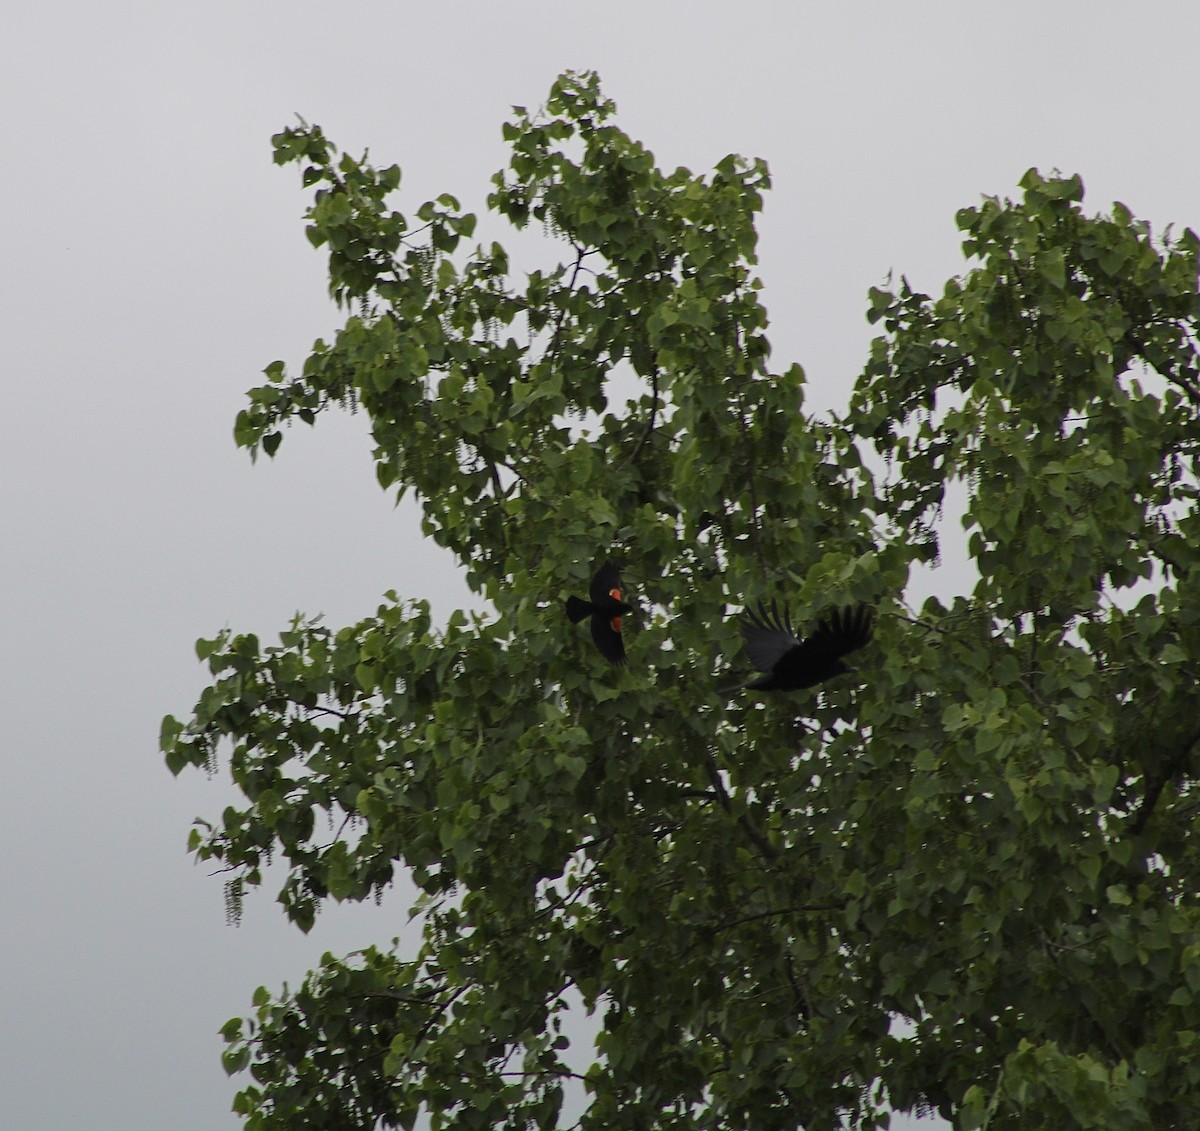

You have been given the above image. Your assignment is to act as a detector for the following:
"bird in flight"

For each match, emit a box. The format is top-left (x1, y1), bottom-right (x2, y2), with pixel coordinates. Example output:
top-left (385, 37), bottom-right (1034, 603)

top-left (565, 561), bottom-right (631, 664)
top-left (726, 601), bottom-right (873, 691)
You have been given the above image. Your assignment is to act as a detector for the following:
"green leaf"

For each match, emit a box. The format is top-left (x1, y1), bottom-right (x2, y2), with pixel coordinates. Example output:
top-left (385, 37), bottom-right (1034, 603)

top-left (221, 1046), bottom-right (251, 1076)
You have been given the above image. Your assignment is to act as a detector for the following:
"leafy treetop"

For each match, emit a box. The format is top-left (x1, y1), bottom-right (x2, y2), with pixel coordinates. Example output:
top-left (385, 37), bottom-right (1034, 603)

top-left (163, 71), bottom-right (1200, 1131)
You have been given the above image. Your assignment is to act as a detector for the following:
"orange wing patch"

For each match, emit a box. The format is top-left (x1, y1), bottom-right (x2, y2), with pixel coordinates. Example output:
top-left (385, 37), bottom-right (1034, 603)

top-left (609, 588), bottom-right (623, 632)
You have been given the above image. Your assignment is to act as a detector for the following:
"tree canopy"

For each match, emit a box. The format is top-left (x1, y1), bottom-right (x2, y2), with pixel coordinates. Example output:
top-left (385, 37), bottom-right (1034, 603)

top-left (162, 70), bottom-right (1200, 1130)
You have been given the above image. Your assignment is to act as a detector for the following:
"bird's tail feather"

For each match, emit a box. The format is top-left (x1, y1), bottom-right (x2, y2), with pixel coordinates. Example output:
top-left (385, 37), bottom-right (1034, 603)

top-left (564, 596), bottom-right (592, 624)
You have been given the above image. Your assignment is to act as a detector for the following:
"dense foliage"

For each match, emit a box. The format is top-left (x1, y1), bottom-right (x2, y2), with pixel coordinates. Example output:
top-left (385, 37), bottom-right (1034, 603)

top-left (162, 71), bottom-right (1200, 1130)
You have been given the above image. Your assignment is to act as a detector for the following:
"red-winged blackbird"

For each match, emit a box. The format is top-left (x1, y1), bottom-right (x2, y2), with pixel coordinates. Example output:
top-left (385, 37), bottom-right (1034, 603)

top-left (565, 561), bottom-right (631, 665)
top-left (726, 601), bottom-right (873, 691)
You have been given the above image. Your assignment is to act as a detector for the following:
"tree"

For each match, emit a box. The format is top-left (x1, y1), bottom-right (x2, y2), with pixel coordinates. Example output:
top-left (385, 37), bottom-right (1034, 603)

top-left (161, 70), bottom-right (1200, 1130)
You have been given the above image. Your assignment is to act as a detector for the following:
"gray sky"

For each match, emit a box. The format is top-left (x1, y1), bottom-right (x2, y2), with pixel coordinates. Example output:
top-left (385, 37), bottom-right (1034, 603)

top-left (3, 4), bottom-right (1198, 1128)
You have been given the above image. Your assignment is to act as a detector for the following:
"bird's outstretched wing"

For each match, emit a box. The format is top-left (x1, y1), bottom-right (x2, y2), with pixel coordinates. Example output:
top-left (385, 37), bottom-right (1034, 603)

top-left (739, 600), bottom-right (800, 672)
top-left (589, 561), bottom-right (624, 605)
top-left (590, 614), bottom-right (627, 664)
top-left (786, 603), bottom-right (874, 670)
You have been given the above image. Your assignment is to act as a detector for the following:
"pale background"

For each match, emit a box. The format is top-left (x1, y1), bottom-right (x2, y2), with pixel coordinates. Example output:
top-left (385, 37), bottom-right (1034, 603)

top-left (3, 4), bottom-right (1198, 1127)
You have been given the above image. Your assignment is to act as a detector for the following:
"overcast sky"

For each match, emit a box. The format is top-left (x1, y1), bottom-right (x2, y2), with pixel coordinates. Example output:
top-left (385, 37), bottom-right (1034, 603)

top-left (3, 4), bottom-right (1199, 1128)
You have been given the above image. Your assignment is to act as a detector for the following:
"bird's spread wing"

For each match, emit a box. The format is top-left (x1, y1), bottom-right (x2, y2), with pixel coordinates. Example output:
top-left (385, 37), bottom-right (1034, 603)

top-left (590, 614), bottom-right (627, 664)
top-left (739, 600), bottom-right (800, 672)
top-left (790, 604), bottom-right (874, 667)
top-left (588, 561), bottom-right (623, 604)
top-left (739, 601), bottom-right (873, 673)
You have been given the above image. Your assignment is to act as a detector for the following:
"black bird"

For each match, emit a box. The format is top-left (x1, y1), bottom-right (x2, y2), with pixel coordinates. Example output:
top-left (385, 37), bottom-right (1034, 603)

top-left (565, 561), bottom-right (632, 664)
top-left (726, 601), bottom-right (873, 691)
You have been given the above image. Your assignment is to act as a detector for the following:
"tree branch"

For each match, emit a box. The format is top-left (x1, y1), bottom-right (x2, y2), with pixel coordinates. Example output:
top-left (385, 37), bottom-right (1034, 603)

top-left (615, 358), bottom-right (661, 472)
top-left (1128, 726), bottom-right (1200, 837)
top-left (704, 749), bottom-right (779, 860)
